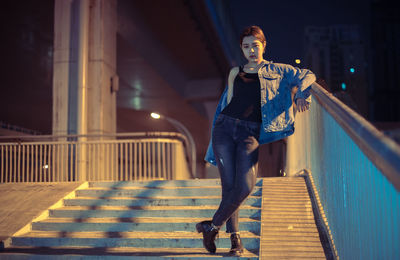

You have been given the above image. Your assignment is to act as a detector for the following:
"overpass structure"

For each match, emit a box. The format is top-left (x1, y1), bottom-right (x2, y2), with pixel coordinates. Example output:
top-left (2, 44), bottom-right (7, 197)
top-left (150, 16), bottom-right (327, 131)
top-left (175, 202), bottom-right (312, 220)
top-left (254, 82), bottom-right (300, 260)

top-left (0, 1), bottom-right (399, 259)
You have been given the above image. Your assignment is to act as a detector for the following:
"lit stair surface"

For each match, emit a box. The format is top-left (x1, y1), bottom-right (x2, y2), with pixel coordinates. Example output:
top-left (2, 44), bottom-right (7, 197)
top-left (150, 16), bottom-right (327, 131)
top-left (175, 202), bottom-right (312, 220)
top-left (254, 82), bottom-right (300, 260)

top-left (259, 178), bottom-right (326, 259)
top-left (1, 178), bottom-right (327, 259)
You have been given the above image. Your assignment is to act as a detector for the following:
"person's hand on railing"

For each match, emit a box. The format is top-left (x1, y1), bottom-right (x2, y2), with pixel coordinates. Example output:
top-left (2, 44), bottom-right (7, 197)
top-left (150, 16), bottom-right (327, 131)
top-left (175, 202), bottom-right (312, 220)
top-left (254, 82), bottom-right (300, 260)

top-left (296, 98), bottom-right (310, 113)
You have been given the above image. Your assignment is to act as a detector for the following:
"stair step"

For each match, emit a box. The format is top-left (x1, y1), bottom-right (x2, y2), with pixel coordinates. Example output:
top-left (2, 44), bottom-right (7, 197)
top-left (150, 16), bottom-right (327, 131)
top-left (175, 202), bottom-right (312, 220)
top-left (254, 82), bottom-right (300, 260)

top-left (261, 250), bottom-right (325, 258)
top-left (261, 240), bottom-right (324, 247)
top-left (261, 206), bottom-right (312, 212)
top-left (262, 197), bottom-right (311, 202)
top-left (262, 203), bottom-right (312, 209)
top-left (261, 217), bottom-right (316, 224)
top-left (262, 231), bottom-right (320, 238)
top-left (261, 222), bottom-right (317, 227)
top-left (52, 205), bottom-right (260, 210)
top-left (261, 234), bottom-right (321, 241)
top-left (35, 217), bottom-right (259, 223)
top-left (1, 246), bottom-right (259, 259)
top-left (89, 178), bottom-right (263, 188)
top-left (262, 244), bottom-right (324, 253)
top-left (12, 231), bottom-right (260, 250)
top-left (3, 178), bottom-right (327, 259)
top-left (261, 193), bottom-right (310, 199)
top-left (261, 211), bottom-right (315, 218)
top-left (32, 217), bottom-right (261, 234)
top-left (49, 206), bottom-right (261, 219)
top-left (15, 231), bottom-right (257, 239)
top-left (258, 226), bottom-right (318, 233)
top-left (263, 181), bottom-right (306, 185)
top-left (76, 187), bottom-right (262, 197)
top-left (64, 196), bottom-right (262, 207)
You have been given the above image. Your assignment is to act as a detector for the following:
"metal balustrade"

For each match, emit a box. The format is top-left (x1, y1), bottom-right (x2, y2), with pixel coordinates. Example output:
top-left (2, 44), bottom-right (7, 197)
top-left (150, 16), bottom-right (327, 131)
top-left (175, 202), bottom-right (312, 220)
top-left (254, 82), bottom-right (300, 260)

top-left (0, 132), bottom-right (191, 182)
top-left (286, 83), bottom-right (400, 260)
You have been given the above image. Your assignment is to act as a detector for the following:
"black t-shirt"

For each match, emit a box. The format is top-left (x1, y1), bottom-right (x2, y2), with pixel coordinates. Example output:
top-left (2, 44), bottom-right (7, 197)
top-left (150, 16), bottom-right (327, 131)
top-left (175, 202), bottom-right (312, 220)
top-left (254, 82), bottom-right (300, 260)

top-left (221, 66), bottom-right (262, 122)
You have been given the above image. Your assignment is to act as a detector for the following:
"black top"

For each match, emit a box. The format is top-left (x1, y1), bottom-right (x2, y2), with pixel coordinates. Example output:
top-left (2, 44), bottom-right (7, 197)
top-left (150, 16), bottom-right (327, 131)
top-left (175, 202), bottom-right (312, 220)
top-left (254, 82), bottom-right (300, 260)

top-left (221, 66), bottom-right (262, 122)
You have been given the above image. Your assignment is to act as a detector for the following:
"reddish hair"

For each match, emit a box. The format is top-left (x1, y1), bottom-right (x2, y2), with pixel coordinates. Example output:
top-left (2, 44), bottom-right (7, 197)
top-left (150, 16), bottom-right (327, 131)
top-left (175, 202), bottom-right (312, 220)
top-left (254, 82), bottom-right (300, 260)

top-left (239, 25), bottom-right (267, 47)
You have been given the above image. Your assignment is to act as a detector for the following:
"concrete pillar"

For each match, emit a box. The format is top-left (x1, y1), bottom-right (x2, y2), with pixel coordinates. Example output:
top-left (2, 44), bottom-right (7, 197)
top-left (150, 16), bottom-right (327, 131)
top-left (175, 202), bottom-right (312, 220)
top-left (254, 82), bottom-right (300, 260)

top-left (52, 0), bottom-right (118, 137)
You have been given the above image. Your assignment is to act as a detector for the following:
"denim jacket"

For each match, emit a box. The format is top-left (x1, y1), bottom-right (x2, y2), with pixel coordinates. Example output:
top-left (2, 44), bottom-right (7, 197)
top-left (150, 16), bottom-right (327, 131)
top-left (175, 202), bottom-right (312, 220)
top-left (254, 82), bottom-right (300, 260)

top-left (205, 60), bottom-right (316, 166)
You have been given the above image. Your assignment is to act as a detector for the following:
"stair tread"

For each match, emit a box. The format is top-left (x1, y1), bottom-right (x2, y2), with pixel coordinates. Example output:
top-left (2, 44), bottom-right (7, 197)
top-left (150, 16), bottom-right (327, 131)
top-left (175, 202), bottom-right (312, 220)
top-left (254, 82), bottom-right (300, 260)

top-left (261, 240), bottom-right (324, 246)
top-left (88, 177), bottom-right (301, 184)
top-left (85, 186), bottom-right (221, 190)
top-left (2, 246), bottom-right (259, 257)
top-left (261, 235), bottom-right (321, 242)
top-left (83, 186), bottom-right (261, 190)
top-left (261, 206), bottom-right (312, 211)
top-left (262, 212), bottom-right (313, 216)
top-left (5, 178), bottom-right (328, 259)
top-left (17, 231), bottom-right (259, 239)
top-left (262, 193), bottom-right (309, 197)
top-left (260, 218), bottom-right (316, 223)
top-left (69, 195), bottom-right (260, 200)
top-left (262, 198), bottom-right (311, 201)
top-left (36, 217), bottom-right (260, 223)
top-left (262, 231), bottom-right (320, 237)
top-left (261, 245), bottom-right (324, 252)
top-left (261, 250), bottom-right (325, 257)
top-left (262, 190), bottom-right (308, 193)
top-left (261, 205), bottom-right (312, 209)
top-left (257, 226), bottom-right (319, 232)
top-left (53, 205), bottom-right (260, 210)
top-left (261, 191), bottom-right (308, 194)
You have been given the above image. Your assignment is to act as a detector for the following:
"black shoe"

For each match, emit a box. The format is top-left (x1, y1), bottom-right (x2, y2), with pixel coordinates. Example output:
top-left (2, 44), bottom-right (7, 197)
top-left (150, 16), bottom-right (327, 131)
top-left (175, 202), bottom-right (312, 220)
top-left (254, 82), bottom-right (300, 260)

top-left (229, 233), bottom-right (244, 256)
top-left (195, 220), bottom-right (219, 254)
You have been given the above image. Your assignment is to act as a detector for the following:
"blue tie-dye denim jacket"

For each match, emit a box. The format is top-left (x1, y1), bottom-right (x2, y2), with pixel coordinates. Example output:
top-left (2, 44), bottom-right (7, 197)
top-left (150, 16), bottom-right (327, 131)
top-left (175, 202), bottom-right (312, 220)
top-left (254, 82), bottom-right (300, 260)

top-left (204, 60), bottom-right (316, 166)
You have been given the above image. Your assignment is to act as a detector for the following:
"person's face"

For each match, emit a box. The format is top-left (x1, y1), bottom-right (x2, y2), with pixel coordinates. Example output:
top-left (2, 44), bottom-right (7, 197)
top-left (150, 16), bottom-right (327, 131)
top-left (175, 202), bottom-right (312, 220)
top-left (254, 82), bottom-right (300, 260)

top-left (241, 35), bottom-right (265, 64)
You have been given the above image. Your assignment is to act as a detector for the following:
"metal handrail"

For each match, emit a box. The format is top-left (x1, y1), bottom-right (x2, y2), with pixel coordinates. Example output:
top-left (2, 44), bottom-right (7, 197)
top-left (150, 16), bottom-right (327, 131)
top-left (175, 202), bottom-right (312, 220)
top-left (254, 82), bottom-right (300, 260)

top-left (0, 132), bottom-right (188, 141)
top-left (0, 132), bottom-right (194, 182)
top-left (310, 83), bottom-right (400, 191)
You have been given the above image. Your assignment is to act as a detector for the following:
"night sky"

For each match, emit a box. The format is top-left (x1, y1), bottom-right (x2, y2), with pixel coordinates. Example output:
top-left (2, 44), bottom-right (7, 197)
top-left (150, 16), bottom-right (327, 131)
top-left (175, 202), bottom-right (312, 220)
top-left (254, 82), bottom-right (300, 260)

top-left (228, 0), bottom-right (372, 65)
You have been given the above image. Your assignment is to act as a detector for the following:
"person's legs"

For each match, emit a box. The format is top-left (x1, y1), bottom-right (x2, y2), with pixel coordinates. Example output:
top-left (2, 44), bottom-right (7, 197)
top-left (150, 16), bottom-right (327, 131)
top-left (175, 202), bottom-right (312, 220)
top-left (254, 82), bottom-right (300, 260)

top-left (227, 122), bottom-right (259, 256)
top-left (212, 120), bottom-right (259, 229)
top-left (197, 114), bottom-right (236, 254)
top-left (211, 115), bottom-right (237, 227)
top-left (225, 209), bottom-right (239, 233)
top-left (198, 115), bottom-right (259, 254)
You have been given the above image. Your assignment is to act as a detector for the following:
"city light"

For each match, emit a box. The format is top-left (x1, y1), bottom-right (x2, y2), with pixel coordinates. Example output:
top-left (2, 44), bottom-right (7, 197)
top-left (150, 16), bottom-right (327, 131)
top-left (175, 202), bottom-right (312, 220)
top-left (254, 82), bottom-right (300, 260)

top-left (150, 112), bottom-right (196, 177)
top-left (341, 83), bottom-right (347, 90)
top-left (151, 112), bottom-right (161, 119)
top-left (295, 59), bottom-right (301, 64)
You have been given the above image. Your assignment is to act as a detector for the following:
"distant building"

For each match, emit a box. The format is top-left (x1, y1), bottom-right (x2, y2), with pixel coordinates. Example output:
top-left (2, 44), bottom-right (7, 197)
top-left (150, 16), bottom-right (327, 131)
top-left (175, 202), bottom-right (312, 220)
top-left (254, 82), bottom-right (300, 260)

top-left (304, 25), bottom-right (369, 118)
top-left (370, 0), bottom-right (400, 122)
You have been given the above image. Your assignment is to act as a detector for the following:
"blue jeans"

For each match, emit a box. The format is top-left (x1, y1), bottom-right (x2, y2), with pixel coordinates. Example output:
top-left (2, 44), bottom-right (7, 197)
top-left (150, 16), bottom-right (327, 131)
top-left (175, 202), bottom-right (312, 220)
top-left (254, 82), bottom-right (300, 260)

top-left (211, 114), bottom-right (260, 233)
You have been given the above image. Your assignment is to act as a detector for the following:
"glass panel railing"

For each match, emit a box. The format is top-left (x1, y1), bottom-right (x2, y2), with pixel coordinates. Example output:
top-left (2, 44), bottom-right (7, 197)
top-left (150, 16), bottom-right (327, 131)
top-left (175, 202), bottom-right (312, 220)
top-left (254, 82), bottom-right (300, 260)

top-left (286, 83), bottom-right (400, 259)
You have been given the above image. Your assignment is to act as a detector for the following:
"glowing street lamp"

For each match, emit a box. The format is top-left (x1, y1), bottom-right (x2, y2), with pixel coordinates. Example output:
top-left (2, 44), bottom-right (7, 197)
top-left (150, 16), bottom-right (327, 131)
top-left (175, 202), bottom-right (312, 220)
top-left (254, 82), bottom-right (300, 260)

top-left (151, 112), bottom-right (196, 178)
top-left (150, 112), bottom-right (161, 119)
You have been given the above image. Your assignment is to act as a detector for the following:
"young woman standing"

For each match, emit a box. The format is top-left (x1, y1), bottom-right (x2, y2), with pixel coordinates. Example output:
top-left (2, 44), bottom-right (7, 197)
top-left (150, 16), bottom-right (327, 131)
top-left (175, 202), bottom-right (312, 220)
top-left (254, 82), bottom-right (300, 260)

top-left (196, 25), bottom-right (316, 256)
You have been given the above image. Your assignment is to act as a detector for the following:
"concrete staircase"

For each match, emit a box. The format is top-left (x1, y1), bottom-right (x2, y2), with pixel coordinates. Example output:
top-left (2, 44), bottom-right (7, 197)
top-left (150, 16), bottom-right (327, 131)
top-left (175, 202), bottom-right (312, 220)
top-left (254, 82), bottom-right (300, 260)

top-left (1, 177), bottom-right (329, 259)
top-left (1, 179), bottom-right (264, 259)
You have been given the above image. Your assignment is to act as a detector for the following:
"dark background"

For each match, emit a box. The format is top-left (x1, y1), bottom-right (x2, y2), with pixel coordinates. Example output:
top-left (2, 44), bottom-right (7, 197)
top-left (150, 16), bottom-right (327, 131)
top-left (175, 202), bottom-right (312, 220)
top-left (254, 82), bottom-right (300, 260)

top-left (0, 0), bottom-right (399, 136)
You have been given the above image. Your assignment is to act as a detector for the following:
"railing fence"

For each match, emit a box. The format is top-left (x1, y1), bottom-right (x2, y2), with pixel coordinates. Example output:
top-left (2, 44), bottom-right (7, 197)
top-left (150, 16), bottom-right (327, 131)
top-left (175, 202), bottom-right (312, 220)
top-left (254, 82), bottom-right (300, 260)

top-left (0, 132), bottom-right (191, 182)
top-left (286, 83), bottom-right (400, 260)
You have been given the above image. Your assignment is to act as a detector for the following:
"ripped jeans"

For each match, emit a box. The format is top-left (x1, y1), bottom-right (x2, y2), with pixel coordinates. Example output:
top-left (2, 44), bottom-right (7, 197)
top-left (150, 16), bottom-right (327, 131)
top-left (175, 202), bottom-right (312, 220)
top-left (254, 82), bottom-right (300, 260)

top-left (211, 114), bottom-right (260, 233)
